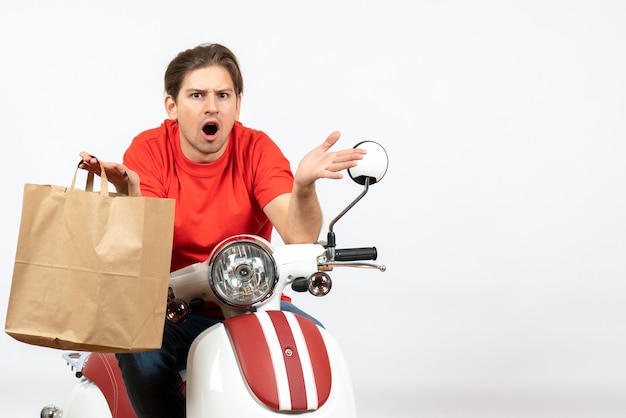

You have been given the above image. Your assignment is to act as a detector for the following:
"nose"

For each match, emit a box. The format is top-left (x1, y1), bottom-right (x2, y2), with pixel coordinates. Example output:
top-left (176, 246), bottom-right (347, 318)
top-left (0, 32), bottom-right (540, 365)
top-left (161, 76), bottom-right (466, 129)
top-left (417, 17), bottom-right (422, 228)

top-left (204, 94), bottom-right (218, 114)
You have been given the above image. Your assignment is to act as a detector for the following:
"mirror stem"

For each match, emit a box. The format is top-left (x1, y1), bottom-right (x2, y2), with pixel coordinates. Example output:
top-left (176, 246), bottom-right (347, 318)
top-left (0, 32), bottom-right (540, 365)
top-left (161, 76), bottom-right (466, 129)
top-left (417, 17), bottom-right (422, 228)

top-left (326, 177), bottom-right (371, 258)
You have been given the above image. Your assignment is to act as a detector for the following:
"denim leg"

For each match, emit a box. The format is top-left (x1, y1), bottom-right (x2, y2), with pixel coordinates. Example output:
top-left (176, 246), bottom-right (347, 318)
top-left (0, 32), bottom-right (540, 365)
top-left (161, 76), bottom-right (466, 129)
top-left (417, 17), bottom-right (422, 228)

top-left (280, 300), bottom-right (324, 328)
top-left (116, 314), bottom-right (222, 418)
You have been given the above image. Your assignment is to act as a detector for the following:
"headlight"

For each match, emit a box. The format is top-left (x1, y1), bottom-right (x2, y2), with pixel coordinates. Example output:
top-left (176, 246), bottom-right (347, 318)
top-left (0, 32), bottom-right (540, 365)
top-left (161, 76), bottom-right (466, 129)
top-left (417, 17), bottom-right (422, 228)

top-left (208, 235), bottom-right (278, 308)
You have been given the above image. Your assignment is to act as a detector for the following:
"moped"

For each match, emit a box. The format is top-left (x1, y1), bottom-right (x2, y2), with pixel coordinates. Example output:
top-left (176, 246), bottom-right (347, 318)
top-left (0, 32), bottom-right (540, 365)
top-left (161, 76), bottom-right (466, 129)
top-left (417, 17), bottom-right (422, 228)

top-left (41, 140), bottom-right (389, 418)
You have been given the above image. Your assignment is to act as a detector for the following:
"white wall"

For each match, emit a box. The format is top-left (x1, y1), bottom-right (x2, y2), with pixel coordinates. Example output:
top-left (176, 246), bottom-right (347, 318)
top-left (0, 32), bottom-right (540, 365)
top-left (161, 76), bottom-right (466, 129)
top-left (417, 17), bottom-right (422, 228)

top-left (1, 1), bottom-right (625, 417)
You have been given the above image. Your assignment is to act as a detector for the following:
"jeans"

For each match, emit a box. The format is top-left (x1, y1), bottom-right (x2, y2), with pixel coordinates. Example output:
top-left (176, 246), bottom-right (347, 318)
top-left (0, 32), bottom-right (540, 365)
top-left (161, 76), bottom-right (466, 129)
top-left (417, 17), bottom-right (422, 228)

top-left (116, 301), bottom-right (322, 418)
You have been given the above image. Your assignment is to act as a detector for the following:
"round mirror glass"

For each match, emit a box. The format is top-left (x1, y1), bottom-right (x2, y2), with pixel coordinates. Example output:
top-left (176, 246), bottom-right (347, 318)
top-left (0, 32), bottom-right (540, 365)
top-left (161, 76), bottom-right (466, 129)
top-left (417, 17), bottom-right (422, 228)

top-left (348, 141), bottom-right (389, 185)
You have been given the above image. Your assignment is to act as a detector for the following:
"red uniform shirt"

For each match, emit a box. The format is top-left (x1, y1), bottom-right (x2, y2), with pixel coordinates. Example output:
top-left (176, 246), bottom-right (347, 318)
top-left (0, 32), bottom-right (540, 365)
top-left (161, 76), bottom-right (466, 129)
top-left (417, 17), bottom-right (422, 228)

top-left (123, 119), bottom-right (294, 272)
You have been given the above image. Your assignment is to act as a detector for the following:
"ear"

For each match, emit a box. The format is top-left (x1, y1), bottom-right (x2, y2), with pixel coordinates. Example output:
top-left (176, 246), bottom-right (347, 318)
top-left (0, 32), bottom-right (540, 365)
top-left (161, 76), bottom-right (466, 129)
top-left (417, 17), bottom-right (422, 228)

top-left (165, 95), bottom-right (177, 119)
top-left (235, 93), bottom-right (242, 121)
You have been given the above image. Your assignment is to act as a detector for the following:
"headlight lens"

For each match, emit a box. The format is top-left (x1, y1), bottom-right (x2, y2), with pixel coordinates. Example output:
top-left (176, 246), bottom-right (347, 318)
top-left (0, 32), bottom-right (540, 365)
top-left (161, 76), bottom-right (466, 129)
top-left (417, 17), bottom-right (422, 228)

top-left (208, 235), bottom-right (278, 308)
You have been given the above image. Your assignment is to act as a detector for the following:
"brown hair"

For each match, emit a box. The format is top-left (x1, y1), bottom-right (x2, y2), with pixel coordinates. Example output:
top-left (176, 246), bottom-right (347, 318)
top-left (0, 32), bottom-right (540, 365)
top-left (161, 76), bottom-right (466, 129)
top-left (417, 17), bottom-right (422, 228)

top-left (164, 43), bottom-right (244, 101)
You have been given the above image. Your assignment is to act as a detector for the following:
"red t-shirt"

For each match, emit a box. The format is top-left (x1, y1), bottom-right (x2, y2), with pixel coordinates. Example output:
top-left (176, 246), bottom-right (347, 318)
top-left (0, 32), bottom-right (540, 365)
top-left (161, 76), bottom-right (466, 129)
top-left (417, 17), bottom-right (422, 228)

top-left (123, 119), bottom-right (294, 272)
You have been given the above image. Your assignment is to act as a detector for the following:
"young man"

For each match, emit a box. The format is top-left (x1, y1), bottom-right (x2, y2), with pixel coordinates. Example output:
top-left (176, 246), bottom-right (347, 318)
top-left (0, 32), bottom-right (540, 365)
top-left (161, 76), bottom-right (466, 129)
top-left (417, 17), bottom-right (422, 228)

top-left (78, 43), bottom-right (365, 418)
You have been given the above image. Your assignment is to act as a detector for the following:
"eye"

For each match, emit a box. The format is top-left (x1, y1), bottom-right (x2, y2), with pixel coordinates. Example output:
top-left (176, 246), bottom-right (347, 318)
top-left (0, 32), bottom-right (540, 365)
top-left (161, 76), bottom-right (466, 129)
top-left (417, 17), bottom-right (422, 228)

top-left (218, 92), bottom-right (229, 99)
top-left (191, 92), bottom-right (203, 99)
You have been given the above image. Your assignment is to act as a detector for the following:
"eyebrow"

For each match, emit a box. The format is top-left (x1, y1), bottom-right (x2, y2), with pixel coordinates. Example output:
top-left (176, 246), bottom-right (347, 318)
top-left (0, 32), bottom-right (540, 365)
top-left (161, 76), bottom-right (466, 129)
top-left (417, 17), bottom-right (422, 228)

top-left (185, 86), bottom-right (235, 94)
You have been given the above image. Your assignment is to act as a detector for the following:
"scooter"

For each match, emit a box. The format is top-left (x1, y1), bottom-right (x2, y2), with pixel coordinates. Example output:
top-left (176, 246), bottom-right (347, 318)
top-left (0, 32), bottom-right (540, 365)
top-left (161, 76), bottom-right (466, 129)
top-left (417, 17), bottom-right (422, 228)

top-left (41, 140), bottom-right (389, 418)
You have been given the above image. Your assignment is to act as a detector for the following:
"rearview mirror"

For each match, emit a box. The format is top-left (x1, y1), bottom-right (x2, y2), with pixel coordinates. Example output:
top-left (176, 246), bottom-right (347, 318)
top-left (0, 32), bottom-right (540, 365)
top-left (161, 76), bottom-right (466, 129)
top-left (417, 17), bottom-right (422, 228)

top-left (348, 141), bottom-right (389, 185)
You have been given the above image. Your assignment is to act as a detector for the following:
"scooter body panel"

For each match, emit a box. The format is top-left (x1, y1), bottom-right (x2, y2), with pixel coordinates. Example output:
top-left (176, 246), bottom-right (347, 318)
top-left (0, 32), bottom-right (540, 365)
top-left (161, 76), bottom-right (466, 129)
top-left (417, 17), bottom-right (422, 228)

top-left (62, 377), bottom-right (114, 418)
top-left (187, 313), bottom-right (357, 417)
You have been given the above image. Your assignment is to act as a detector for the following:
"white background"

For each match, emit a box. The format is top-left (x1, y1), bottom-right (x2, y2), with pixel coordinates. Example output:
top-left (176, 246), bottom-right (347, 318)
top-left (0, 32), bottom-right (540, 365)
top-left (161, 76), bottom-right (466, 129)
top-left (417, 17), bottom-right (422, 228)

top-left (1, 1), bottom-right (625, 417)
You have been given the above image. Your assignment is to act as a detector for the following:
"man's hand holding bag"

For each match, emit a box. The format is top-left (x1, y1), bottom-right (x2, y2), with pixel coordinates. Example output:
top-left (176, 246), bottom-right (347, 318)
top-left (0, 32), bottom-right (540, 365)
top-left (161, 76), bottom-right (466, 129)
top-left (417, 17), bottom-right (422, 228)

top-left (5, 160), bottom-right (175, 352)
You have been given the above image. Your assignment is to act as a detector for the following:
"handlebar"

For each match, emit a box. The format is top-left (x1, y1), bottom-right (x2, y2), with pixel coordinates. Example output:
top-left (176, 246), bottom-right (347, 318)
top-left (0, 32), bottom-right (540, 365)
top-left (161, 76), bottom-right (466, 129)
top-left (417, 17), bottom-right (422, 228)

top-left (333, 247), bottom-right (377, 262)
top-left (292, 245), bottom-right (385, 294)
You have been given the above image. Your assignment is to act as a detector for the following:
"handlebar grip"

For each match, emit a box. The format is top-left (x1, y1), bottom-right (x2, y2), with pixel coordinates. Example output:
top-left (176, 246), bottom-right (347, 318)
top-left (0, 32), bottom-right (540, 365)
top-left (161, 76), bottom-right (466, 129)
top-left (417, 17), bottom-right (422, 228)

top-left (334, 247), bottom-right (377, 261)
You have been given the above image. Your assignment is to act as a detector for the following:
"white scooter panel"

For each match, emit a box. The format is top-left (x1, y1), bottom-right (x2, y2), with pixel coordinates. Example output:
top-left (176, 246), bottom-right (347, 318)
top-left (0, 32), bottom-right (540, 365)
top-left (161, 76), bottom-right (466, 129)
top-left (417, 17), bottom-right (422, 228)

top-left (186, 311), bottom-right (357, 417)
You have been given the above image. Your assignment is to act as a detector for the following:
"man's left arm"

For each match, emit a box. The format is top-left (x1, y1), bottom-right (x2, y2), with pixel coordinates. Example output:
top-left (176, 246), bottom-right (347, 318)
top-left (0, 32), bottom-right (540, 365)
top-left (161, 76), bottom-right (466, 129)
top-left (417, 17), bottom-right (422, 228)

top-left (265, 131), bottom-right (366, 244)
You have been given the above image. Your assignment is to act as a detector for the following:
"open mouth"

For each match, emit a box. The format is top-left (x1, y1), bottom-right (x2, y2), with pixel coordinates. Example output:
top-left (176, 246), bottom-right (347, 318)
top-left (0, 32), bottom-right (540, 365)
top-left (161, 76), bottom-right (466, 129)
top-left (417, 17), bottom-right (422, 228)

top-left (202, 122), bottom-right (218, 136)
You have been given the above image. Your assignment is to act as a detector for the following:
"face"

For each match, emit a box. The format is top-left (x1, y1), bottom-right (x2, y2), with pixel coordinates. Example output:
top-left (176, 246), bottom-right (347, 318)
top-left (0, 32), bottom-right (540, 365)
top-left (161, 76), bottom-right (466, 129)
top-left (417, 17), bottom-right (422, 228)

top-left (165, 65), bottom-right (241, 163)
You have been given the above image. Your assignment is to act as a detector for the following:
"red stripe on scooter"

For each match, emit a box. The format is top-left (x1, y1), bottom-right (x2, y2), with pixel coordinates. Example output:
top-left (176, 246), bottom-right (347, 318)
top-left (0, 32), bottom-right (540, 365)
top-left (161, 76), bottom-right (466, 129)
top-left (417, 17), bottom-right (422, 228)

top-left (224, 315), bottom-right (279, 410)
top-left (225, 312), bottom-right (332, 411)
top-left (295, 314), bottom-right (332, 406)
top-left (267, 311), bottom-right (308, 410)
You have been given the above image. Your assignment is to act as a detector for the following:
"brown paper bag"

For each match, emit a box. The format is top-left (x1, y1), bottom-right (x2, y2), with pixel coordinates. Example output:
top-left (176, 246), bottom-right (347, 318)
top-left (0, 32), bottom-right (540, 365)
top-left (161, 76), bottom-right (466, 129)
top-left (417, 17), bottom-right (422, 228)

top-left (5, 162), bottom-right (175, 352)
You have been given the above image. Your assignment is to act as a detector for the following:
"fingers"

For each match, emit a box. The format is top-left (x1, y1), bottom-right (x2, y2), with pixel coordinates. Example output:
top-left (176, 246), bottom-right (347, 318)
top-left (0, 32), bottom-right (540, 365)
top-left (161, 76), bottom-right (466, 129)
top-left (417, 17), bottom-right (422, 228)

top-left (77, 152), bottom-right (141, 196)
top-left (78, 152), bottom-right (125, 180)
top-left (321, 131), bottom-right (342, 151)
top-left (295, 132), bottom-right (369, 186)
top-left (336, 148), bottom-right (367, 162)
top-left (325, 148), bottom-right (366, 173)
top-left (319, 134), bottom-right (368, 176)
top-left (322, 132), bottom-right (368, 160)
top-left (79, 151), bottom-right (97, 162)
top-left (78, 152), bottom-right (102, 175)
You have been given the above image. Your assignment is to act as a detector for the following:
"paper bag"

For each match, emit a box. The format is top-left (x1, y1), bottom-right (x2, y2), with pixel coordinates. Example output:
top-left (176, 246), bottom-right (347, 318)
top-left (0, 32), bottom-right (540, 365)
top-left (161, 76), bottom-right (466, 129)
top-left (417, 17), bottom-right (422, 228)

top-left (5, 162), bottom-right (175, 352)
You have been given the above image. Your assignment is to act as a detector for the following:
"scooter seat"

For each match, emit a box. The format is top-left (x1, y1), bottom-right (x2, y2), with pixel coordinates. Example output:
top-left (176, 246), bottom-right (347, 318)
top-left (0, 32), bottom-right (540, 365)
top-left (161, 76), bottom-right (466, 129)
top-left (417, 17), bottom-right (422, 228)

top-left (82, 352), bottom-right (137, 418)
top-left (82, 353), bottom-right (188, 418)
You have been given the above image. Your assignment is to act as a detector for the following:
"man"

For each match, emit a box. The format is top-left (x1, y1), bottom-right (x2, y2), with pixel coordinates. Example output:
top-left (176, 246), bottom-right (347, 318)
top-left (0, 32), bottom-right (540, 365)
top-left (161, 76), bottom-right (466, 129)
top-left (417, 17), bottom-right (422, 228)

top-left (79, 43), bottom-right (365, 418)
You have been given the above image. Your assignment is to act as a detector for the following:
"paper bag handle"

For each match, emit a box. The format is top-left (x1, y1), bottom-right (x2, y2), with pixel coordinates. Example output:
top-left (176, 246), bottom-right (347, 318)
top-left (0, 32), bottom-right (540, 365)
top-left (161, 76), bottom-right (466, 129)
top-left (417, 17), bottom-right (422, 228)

top-left (71, 160), bottom-right (109, 196)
